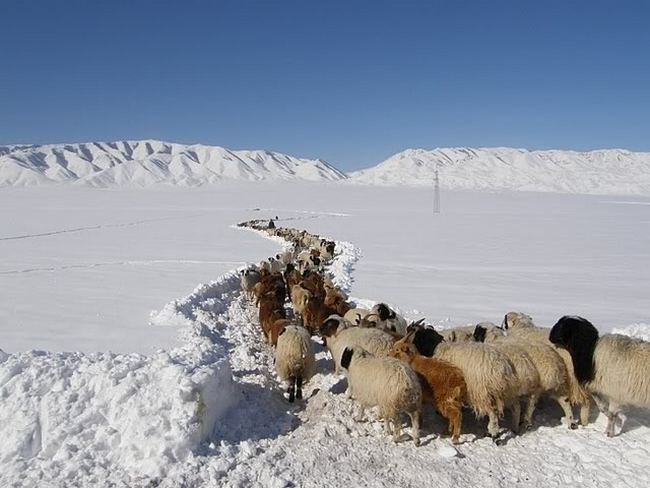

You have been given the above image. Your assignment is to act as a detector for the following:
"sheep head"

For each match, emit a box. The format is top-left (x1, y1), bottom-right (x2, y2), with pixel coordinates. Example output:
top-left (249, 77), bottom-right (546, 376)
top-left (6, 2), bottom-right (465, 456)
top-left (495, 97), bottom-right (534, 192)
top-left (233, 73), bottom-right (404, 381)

top-left (473, 324), bottom-right (487, 343)
top-left (389, 340), bottom-right (416, 364)
top-left (502, 311), bottom-right (534, 330)
top-left (549, 315), bottom-right (599, 384)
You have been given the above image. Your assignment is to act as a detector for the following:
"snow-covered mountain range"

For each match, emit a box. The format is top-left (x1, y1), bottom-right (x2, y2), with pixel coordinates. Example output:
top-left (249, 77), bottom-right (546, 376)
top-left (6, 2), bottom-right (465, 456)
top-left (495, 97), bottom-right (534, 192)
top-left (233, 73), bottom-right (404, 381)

top-left (0, 140), bottom-right (346, 187)
top-left (350, 147), bottom-right (650, 195)
top-left (2, 141), bottom-right (650, 196)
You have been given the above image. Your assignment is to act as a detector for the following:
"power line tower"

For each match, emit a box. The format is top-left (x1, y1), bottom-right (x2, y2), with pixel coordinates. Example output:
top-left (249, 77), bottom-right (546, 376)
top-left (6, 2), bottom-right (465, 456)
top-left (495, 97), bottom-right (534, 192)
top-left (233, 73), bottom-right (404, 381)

top-left (433, 166), bottom-right (440, 214)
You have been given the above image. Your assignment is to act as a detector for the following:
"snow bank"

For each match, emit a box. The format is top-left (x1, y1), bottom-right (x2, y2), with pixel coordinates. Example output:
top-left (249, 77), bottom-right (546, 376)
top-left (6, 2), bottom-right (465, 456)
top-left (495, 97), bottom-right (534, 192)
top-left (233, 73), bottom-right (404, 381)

top-left (0, 268), bottom-right (246, 484)
top-left (612, 323), bottom-right (650, 341)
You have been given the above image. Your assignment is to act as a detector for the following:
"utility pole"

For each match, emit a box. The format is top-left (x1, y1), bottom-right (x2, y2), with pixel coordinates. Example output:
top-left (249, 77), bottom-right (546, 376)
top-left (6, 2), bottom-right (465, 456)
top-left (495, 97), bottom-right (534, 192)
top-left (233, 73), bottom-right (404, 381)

top-left (433, 166), bottom-right (440, 214)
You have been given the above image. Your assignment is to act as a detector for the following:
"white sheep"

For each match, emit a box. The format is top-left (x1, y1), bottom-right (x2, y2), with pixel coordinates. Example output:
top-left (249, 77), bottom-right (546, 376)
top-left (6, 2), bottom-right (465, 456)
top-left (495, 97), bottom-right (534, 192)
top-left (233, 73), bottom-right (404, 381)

top-left (549, 315), bottom-right (650, 437)
top-left (343, 308), bottom-right (371, 326)
top-left (275, 325), bottom-right (315, 402)
top-left (341, 347), bottom-right (422, 445)
top-left (440, 325), bottom-right (479, 343)
top-left (503, 311), bottom-right (591, 427)
top-left (319, 315), bottom-right (395, 374)
top-left (474, 322), bottom-right (577, 430)
top-left (369, 303), bottom-right (408, 336)
top-left (239, 268), bottom-right (261, 301)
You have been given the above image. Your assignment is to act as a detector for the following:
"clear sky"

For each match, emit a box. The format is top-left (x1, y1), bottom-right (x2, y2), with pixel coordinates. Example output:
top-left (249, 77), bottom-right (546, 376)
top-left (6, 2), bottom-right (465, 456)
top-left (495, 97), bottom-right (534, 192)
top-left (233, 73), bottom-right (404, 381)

top-left (2, 0), bottom-right (649, 170)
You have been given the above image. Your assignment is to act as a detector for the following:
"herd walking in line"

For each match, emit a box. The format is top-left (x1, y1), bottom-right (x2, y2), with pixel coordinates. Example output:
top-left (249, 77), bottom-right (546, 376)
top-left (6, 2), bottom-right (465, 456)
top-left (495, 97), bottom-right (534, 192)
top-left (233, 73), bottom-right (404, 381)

top-left (238, 218), bottom-right (650, 445)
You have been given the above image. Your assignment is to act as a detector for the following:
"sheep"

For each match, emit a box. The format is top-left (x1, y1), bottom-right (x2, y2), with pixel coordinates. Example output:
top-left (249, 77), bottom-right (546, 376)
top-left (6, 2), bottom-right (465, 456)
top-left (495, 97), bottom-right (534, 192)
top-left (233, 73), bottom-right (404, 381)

top-left (284, 263), bottom-right (302, 291)
top-left (440, 325), bottom-right (479, 343)
top-left (390, 340), bottom-right (467, 443)
top-left (474, 321), bottom-right (581, 430)
top-left (370, 303), bottom-right (408, 336)
top-left (239, 268), bottom-right (260, 301)
top-left (402, 326), bottom-right (518, 441)
top-left (340, 347), bottom-right (422, 445)
top-left (549, 315), bottom-right (650, 437)
top-left (269, 256), bottom-right (283, 274)
top-left (275, 325), bottom-right (315, 402)
top-left (290, 284), bottom-right (312, 324)
top-left (343, 308), bottom-right (371, 326)
top-left (276, 251), bottom-right (293, 266)
top-left (320, 315), bottom-right (396, 374)
top-left (503, 311), bottom-right (591, 427)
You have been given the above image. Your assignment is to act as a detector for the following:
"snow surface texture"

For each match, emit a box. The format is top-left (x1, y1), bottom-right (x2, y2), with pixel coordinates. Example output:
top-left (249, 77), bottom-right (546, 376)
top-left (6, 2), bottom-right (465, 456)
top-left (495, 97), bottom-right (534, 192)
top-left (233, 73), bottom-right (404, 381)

top-left (350, 147), bottom-right (650, 195)
top-left (0, 140), bottom-right (346, 187)
top-left (2, 219), bottom-right (649, 487)
top-left (4, 140), bottom-right (650, 196)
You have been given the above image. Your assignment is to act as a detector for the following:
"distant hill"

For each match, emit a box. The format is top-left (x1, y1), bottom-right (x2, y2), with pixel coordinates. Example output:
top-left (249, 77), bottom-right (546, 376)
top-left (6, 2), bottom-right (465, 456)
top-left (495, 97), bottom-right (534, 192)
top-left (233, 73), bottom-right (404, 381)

top-left (349, 147), bottom-right (650, 196)
top-left (0, 140), bottom-right (347, 187)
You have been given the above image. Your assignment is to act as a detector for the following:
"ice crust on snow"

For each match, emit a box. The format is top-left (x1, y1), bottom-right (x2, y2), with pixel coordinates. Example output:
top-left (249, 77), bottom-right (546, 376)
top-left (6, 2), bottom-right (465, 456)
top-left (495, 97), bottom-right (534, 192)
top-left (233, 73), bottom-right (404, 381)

top-left (0, 140), bottom-right (346, 187)
top-left (350, 147), bottom-right (650, 195)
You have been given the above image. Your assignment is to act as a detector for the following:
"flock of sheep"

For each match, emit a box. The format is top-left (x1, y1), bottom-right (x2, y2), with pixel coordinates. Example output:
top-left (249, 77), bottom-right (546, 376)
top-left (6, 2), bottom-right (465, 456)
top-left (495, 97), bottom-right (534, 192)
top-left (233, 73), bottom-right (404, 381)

top-left (237, 218), bottom-right (650, 445)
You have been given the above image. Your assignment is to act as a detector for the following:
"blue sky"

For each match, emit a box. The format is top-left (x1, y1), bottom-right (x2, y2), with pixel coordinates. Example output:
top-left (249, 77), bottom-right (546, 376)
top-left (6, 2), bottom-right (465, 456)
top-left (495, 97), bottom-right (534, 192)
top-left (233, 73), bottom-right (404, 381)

top-left (2, 0), bottom-right (649, 170)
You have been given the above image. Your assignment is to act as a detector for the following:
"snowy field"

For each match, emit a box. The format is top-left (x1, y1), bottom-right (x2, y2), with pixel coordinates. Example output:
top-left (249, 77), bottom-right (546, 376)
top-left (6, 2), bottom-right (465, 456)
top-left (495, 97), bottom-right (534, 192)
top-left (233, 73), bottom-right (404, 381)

top-left (1, 184), bottom-right (648, 353)
top-left (1, 183), bottom-right (649, 487)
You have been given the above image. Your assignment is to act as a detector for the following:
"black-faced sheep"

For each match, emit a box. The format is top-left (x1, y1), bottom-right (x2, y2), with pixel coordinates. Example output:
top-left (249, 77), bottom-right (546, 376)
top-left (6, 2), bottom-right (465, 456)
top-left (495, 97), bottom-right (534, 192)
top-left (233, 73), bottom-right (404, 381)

top-left (549, 315), bottom-right (650, 437)
top-left (503, 311), bottom-right (591, 427)
top-left (370, 303), bottom-right (408, 336)
top-left (275, 325), bottom-right (315, 402)
top-left (341, 347), bottom-right (422, 445)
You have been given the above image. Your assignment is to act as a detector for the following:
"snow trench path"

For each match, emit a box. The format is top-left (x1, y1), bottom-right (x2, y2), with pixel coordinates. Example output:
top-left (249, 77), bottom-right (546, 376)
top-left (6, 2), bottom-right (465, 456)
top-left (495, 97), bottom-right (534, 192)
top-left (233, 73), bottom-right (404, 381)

top-left (158, 221), bottom-right (650, 488)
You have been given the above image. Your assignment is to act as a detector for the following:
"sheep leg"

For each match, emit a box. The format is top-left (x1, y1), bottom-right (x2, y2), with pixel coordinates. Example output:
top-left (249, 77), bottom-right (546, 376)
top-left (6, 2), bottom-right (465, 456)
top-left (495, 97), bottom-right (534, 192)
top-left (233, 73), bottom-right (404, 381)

top-left (408, 411), bottom-right (421, 446)
top-left (579, 400), bottom-right (591, 426)
top-left (593, 394), bottom-right (619, 437)
top-left (391, 415), bottom-right (402, 443)
top-left (510, 401), bottom-right (522, 434)
top-left (355, 405), bottom-right (365, 422)
top-left (487, 410), bottom-right (499, 437)
top-left (296, 376), bottom-right (303, 400)
top-left (287, 376), bottom-right (296, 403)
top-left (521, 393), bottom-right (538, 430)
top-left (555, 395), bottom-right (578, 429)
top-left (605, 401), bottom-right (622, 437)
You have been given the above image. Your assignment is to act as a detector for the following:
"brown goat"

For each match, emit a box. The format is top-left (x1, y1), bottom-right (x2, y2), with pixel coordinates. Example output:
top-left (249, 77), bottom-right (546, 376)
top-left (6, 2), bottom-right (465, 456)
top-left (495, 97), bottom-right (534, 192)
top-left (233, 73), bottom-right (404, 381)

top-left (390, 341), bottom-right (467, 443)
top-left (302, 296), bottom-right (338, 335)
top-left (258, 294), bottom-right (287, 343)
top-left (269, 319), bottom-right (291, 347)
top-left (254, 272), bottom-right (286, 305)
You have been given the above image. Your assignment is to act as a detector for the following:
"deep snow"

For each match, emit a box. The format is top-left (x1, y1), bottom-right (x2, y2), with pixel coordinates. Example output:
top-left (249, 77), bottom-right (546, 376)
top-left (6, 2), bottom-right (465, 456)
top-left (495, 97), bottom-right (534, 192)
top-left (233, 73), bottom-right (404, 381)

top-left (1, 184), bottom-right (649, 487)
